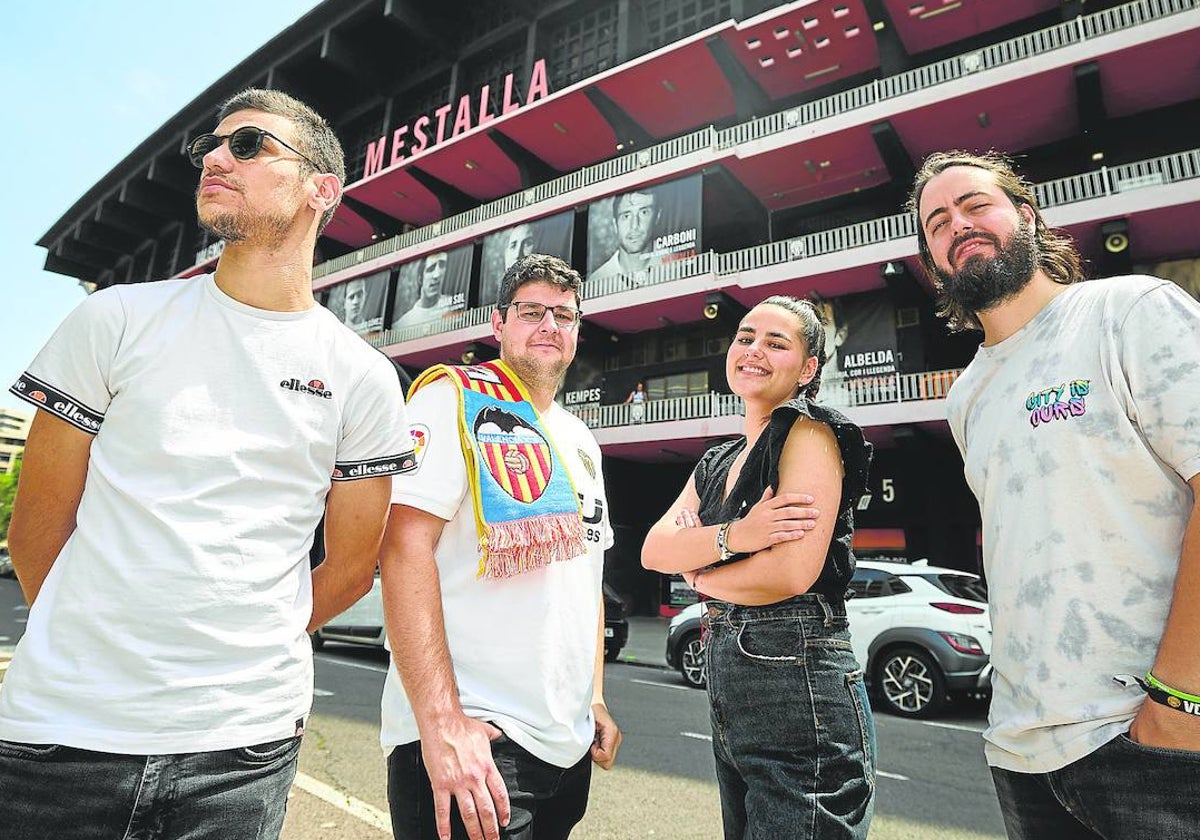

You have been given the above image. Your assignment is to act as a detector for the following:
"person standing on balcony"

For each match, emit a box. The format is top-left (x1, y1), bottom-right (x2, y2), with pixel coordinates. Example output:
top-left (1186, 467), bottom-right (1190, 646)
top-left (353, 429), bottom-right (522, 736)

top-left (643, 295), bottom-right (875, 840)
top-left (380, 254), bottom-right (622, 840)
top-left (910, 150), bottom-right (1200, 839)
top-left (623, 380), bottom-right (648, 422)
top-left (0, 89), bottom-right (414, 839)
top-left (590, 189), bottom-right (660, 284)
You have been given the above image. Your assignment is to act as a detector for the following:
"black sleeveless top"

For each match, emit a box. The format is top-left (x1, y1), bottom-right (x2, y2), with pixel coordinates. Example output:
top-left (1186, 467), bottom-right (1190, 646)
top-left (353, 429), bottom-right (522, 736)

top-left (692, 397), bottom-right (873, 603)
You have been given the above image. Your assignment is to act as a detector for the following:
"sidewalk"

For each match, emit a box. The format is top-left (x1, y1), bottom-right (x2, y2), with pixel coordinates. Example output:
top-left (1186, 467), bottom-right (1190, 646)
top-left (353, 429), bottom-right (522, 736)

top-left (615, 615), bottom-right (670, 670)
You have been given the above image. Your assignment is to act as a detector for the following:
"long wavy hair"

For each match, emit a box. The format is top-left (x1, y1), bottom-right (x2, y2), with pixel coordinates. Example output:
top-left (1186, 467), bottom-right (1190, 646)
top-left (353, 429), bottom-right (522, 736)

top-left (907, 151), bottom-right (1085, 331)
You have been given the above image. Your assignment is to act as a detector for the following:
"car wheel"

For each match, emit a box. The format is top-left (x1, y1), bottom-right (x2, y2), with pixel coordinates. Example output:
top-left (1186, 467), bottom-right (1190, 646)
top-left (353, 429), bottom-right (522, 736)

top-left (677, 631), bottom-right (706, 689)
top-left (873, 645), bottom-right (946, 718)
top-left (604, 643), bottom-right (621, 663)
top-left (310, 632), bottom-right (324, 651)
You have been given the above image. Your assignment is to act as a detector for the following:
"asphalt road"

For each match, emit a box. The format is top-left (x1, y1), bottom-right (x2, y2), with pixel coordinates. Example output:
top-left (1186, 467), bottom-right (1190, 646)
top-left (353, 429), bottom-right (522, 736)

top-left (0, 577), bottom-right (1006, 838)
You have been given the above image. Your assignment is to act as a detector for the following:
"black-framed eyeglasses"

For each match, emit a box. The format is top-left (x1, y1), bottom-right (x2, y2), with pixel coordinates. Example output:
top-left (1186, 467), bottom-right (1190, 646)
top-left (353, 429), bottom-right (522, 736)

top-left (502, 301), bottom-right (582, 328)
top-left (186, 126), bottom-right (321, 171)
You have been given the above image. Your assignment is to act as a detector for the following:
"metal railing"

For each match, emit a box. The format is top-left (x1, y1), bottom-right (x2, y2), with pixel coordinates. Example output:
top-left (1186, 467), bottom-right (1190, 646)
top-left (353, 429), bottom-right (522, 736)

top-left (820, 369), bottom-right (963, 409)
top-left (562, 369), bottom-right (966, 430)
top-left (362, 146), bottom-right (1200, 351)
top-left (313, 0), bottom-right (1196, 284)
top-left (582, 251), bottom-right (715, 299)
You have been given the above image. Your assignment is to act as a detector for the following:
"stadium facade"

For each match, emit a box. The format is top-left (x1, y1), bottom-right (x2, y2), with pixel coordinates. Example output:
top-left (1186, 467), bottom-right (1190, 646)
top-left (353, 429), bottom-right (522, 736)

top-left (38, 0), bottom-right (1200, 613)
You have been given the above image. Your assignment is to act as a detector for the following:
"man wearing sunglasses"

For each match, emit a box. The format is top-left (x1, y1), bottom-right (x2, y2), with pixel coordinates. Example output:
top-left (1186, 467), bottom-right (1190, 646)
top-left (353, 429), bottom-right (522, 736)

top-left (1, 89), bottom-right (414, 839)
top-left (380, 254), bottom-right (622, 840)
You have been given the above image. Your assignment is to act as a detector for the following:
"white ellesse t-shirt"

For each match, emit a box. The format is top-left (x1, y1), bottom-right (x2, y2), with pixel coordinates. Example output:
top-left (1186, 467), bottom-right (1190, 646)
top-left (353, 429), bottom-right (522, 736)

top-left (3, 274), bottom-right (414, 754)
top-left (947, 276), bottom-right (1200, 774)
top-left (381, 378), bottom-right (613, 768)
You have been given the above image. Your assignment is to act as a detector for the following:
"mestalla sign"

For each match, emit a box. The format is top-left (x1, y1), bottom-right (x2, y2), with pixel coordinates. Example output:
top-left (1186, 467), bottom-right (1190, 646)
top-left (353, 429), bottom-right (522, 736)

top-left (361, 59), bottom-right (551, 180)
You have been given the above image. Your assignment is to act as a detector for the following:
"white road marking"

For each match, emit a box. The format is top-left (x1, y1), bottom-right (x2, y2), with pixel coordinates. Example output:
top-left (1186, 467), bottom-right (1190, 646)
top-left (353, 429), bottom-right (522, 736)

top-left (13, 605), bottom-right (28, 612)
top-left (313, 688), bottom-right (335, 697)
top-left (316, 654), bottom-right (388, 674)
top-left (681, 731), bottom-right (712, 741)
top-left (907, 719), bottom-right (986, 734)
top-left (292, 771), bottom-right (392, 836)
top-left (630, 677), bottom-right (691, 691)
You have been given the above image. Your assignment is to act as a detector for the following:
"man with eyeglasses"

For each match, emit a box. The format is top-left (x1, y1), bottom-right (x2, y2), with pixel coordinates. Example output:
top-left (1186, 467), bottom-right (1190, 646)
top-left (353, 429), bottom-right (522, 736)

top-left (1, 89), bottom-right (413, 839)
top-left (380, 254), bottom-right (622, 840)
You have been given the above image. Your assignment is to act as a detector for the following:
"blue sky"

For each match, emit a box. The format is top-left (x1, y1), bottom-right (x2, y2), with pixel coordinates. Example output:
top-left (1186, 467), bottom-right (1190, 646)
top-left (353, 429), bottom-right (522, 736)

top-left (0, 0), bottom-right (323, 411)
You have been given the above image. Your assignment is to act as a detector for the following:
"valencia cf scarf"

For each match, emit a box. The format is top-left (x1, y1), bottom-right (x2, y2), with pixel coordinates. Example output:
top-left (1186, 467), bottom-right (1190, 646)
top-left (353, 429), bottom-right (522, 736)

top-left (409, 359), bottom-right (586, 579)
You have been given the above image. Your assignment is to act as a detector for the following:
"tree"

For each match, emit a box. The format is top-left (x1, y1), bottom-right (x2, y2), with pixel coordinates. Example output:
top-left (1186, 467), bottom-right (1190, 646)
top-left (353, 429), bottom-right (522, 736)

top-left (0, 457), bottom-right (21, 545)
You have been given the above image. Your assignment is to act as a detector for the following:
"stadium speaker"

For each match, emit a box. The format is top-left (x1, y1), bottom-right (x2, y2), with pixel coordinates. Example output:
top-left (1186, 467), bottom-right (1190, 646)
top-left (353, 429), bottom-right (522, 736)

top-left (703, 292), bottom-right (748, 324)
top-left (1100, 219), bottom-right (1130, 255)
top-left (461, 348), bottom-right (476, 364)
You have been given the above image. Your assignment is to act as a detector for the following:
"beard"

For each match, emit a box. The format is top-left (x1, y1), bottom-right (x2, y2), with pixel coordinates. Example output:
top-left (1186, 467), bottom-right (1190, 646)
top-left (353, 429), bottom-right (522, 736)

top-left (198, 205), bottom-right (293, 244)
top-left (934, 216), bottom-right (1038, 316)
top-left (196, 179), bottom-right (299, 245)
top-left (504, 348), bottom-right (570, 396)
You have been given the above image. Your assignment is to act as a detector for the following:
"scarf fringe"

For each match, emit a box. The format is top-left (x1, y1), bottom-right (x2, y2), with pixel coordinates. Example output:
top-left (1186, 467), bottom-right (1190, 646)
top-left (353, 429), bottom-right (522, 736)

top-left (479, 512), bottom-right (588, 579)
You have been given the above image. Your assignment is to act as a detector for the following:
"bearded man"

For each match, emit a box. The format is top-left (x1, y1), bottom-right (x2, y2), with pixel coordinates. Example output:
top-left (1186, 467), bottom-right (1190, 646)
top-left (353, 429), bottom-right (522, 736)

top-left (911, 151), bottom-right (1200, 840)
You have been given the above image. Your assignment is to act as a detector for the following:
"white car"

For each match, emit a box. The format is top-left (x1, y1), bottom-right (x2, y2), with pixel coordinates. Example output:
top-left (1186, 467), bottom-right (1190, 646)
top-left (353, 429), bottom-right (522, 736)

top-left (665, 560), bottom-right (992, 718)
top-left (312, 573), bottom-right (386, 649)
top-left (314, 574), bottom-right (632, 663)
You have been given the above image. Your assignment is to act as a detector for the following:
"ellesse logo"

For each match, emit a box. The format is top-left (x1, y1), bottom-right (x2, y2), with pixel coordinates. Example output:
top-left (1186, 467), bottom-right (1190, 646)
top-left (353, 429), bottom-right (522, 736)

top-left (280, 378), bottom-right (333, 399)
top-left (30, 390), bottom-right (47, 402)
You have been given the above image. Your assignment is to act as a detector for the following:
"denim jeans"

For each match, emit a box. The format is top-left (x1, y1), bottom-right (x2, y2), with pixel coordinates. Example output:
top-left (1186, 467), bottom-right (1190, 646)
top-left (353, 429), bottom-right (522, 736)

top-left (704, 594), bottom-right (876, 840)
top-left (0, 736), bottom-right (301, 840)
top-left (388, 733), bottom-right (592, 840)
top-left (991, 730), bottom-right (1200, 839)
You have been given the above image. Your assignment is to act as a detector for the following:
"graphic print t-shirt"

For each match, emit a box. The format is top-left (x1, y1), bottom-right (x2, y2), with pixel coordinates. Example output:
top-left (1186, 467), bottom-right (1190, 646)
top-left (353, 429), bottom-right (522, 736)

top-left (947, 276), bottom-right (1200, 773)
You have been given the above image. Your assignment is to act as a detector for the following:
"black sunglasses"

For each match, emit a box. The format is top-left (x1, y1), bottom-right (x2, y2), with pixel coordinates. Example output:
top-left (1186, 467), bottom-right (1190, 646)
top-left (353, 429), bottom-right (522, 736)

top-left (186, 126), bottom-right (321, 171)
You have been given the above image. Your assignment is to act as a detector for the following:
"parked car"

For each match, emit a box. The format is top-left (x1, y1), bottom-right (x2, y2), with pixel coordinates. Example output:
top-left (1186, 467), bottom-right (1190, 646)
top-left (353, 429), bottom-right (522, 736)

top-left (0, 548), bottom-right (13, 579)
top-left (314, 573), bottom-right (630, 663)
top-left (665, 560), bottom-right (991, 718)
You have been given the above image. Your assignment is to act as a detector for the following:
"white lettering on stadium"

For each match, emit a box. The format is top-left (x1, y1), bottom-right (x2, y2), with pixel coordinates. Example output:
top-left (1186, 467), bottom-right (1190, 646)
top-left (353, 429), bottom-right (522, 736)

top-left (654, 229), bottom-right (697, 250)
top-left (564, 388), bottom-right (602, 405)
top-left (844, 350), bottom-right (896, 368)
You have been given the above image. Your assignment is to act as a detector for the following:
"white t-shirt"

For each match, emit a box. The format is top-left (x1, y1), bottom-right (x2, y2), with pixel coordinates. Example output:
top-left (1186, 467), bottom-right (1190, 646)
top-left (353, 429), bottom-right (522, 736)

top-left (3, 274), bottom-right (414, 754)
top-left (947, 276), bottom-right (1200, 773)
top-left (381, 378), bottom-right (613, 767)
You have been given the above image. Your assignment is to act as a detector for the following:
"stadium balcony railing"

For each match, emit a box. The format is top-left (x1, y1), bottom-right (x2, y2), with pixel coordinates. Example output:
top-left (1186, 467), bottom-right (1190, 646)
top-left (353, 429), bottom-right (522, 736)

top-left (310, 0), bottom-right (1198, 286)
top-left (362, 145), bottom-right (1200, 352)
top-left (561, 368), bottom-right (966, 430)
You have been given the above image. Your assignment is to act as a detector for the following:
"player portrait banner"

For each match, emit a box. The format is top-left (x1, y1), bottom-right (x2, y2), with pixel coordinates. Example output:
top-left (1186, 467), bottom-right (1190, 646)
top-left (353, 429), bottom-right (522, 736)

top-left (391, 244), bottom-right (474, 329)
top-left (478, 212), bottom-right (574, 309)
top-left (820, 290), bottom-right (899, 380)
top-left (326, 269), bottom-right (389, 334)
top-left (586, 173), bottom-right (702, 284)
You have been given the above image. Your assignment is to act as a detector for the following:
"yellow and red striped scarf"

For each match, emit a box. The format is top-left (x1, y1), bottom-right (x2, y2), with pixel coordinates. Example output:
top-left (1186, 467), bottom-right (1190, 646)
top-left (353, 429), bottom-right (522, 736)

top-left (410, 359), bottom-right (585, 579)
